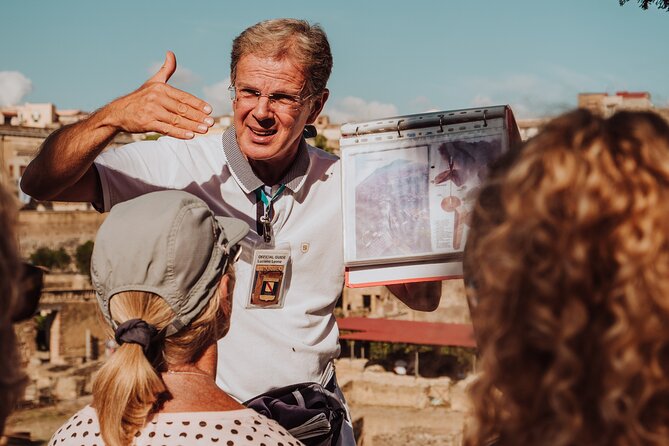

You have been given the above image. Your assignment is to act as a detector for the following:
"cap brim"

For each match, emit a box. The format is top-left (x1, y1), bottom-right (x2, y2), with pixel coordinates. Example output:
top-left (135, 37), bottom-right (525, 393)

top-left (215, 217), bottom-right (250, 250)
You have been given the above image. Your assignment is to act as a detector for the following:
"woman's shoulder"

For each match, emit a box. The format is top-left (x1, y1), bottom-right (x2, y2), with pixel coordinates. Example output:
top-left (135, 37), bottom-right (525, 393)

top-left (49, 406), bottom-right (302, 445)
top-left (48, 405), bottom-right (100, 445)
top-left (143, 409), bottom-right (302, 444)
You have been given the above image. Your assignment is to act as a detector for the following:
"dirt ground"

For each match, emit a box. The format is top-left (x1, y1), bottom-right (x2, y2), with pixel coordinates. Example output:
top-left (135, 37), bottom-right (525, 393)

top-left (4, 396), bottom-right (92, 445)
top-left (349, 405), bottom-right (465, 446)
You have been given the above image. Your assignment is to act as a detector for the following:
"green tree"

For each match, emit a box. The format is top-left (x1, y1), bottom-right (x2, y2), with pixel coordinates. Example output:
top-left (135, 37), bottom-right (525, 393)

top-left (369, 342), bottom-right (394, 361)
top-left (314, 134), bottom-right (328, 151)
top-left (315, 134), bottom-right (339, 155)
top-left (75, 240), bottom-right (95, 275)
top-left (30, 246), bottom-right (71, 270)
top-left (619, 0), bottom-right (669, 10)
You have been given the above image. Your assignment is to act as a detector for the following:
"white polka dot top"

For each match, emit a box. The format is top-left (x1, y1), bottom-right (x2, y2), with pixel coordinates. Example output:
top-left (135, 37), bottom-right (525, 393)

top-left (48, 405), bottom-right (304, 446)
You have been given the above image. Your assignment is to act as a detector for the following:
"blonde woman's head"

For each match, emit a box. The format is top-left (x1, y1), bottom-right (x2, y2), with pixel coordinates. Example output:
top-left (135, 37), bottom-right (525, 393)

top-left (90, 190), bottom-right (248, 445)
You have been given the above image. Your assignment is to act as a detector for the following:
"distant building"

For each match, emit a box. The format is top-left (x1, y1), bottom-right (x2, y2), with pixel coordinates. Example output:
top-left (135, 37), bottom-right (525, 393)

top-left (1, 103), bottom-right (58, 128)
top-left (0, 103), bottom-right (135, 208)
top-left (578, 91), bottom-right (655, 117)
top-left (313, 115), bottom-right (342, 153)
top-left (56, 108), bottom-right (89, 126)
top-left (516, 92), bottom-right (669, 142)
top-left (516, 117), bottom-right (551, 141)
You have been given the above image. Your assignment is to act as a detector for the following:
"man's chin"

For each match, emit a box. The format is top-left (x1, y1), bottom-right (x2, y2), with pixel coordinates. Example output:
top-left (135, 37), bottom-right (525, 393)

top-left (239, 143), bottom-right (281, 163)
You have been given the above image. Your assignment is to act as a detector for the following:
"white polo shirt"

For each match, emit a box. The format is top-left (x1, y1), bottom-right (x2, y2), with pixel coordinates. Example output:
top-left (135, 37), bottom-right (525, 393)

top-left (95, 127), bottom-right (344, 402)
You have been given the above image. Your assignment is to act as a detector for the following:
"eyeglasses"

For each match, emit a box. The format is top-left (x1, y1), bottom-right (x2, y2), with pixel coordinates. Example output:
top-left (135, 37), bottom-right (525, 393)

top-left (228, 85), bottom-right (311, 112)
top-left (13, 262), bottom-right (44, 322)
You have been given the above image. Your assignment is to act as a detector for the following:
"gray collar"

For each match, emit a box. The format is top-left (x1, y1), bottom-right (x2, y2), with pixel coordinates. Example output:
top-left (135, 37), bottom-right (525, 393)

top-left (222, 125), bottom-right (311, 194)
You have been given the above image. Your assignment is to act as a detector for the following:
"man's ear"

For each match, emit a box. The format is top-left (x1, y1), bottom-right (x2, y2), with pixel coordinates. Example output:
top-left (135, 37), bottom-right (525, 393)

top-left (307, 88), bottom-right (329, 124)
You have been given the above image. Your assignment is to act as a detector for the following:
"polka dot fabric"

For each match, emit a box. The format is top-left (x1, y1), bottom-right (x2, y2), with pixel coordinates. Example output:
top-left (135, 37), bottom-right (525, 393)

top-left (48, 405), bottom-right (303, 446)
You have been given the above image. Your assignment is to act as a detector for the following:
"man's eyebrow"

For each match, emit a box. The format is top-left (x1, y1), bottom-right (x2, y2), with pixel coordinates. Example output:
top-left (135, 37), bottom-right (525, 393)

top-left (235, 83), bottom-right (303, 96)
top-left (235, 83), bottom-right (257, 89)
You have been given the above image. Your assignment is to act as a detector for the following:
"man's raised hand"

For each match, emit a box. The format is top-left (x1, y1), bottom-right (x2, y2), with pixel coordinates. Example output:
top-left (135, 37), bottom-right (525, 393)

top-left (107, 51), bottom-right (214, 139)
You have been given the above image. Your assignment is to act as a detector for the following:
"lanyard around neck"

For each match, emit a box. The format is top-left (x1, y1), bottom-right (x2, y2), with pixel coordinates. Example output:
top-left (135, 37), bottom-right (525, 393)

top-left (256, 184), bottom-right (286, 208)
top-left (255, 185), bottom-right (286, 243)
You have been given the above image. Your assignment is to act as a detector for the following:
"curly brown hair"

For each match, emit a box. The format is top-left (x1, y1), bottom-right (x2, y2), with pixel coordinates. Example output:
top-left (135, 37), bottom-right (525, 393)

top-left (464, 109), bottom-right (669, 446)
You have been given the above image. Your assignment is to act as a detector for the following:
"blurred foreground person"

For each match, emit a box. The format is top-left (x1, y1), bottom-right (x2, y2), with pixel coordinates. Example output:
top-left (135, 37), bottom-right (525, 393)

top-left (48, 190), bottom-right (301, 445)
top-left (0, 175), bottom-right (25, 441)
top-left (464, 110), bottom-right (669, 446)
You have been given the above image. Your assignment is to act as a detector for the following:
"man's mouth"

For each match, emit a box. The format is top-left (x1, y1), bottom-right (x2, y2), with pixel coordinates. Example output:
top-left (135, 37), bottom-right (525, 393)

top-left (250, 128), bottom-right (277, 137)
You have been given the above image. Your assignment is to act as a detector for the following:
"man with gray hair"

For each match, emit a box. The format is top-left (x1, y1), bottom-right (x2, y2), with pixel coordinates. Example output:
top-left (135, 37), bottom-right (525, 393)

top-left (22, 18), bottom-right (440, 444)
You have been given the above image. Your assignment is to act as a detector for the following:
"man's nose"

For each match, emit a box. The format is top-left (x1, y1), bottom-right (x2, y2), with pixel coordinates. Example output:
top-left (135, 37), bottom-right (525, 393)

top-left (252, 96), bottom-right (273, 122)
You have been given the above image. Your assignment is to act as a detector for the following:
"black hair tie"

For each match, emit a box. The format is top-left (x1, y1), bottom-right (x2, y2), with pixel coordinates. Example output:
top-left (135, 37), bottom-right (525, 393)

top-left (114, 318), bottom-right (158, 354)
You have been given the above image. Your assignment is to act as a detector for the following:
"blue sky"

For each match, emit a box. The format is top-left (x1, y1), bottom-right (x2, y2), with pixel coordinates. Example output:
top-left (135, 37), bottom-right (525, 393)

top-left (1, 0), bottom-right (667, 122)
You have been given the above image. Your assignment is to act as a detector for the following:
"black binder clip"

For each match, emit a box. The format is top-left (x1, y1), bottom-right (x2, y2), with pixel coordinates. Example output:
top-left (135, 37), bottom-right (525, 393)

top-left (303, 125), bottom-right (317, 138)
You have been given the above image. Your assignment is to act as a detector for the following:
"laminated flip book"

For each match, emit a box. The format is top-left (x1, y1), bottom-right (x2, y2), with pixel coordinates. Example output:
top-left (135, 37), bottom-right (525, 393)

top-left (340, 105), bottom-right (521, 287)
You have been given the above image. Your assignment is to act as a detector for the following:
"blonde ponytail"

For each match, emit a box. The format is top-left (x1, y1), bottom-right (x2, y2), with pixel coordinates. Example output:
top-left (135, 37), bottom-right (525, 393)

top-left (92, 342), bottom-right (166, 445)
top-left (92, 291), bottom-right (173, 445)
top-left (92, 270), bottom-right (231, 445)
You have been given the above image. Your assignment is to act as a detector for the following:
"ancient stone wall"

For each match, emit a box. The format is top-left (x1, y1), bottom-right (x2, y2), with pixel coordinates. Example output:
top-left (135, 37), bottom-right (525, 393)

top-left (343, 279), bottom-right (471, 324)
top-left (18, 210), bottom-right (106, 258)
top-left (40, 290), bottom-right (107, 361)
top-left (59, 301), bottom-right (106, 359)
top-left (336, 359), bottom-right (474, 446)
top-left (14, 319), bottom-right (37, 368)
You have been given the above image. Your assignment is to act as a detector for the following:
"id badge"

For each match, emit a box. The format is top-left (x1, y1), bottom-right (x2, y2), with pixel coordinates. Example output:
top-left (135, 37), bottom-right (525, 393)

top-left (247, 242), bottom-right (290, 309)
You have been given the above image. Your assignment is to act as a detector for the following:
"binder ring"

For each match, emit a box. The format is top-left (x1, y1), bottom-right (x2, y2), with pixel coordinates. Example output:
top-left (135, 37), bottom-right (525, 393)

top-left (396, 119), bottom-right (404, 137)
top-left (483, 110), bottom-right (488, 127)
top-left (438, 115), bottom-right (444, 133)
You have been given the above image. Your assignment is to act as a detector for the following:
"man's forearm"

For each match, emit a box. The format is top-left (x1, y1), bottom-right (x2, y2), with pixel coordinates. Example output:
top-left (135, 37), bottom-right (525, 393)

top-left (20, 106), bottom-right (118, 202)
top-left (20, 51), bottom-right (215, 203)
